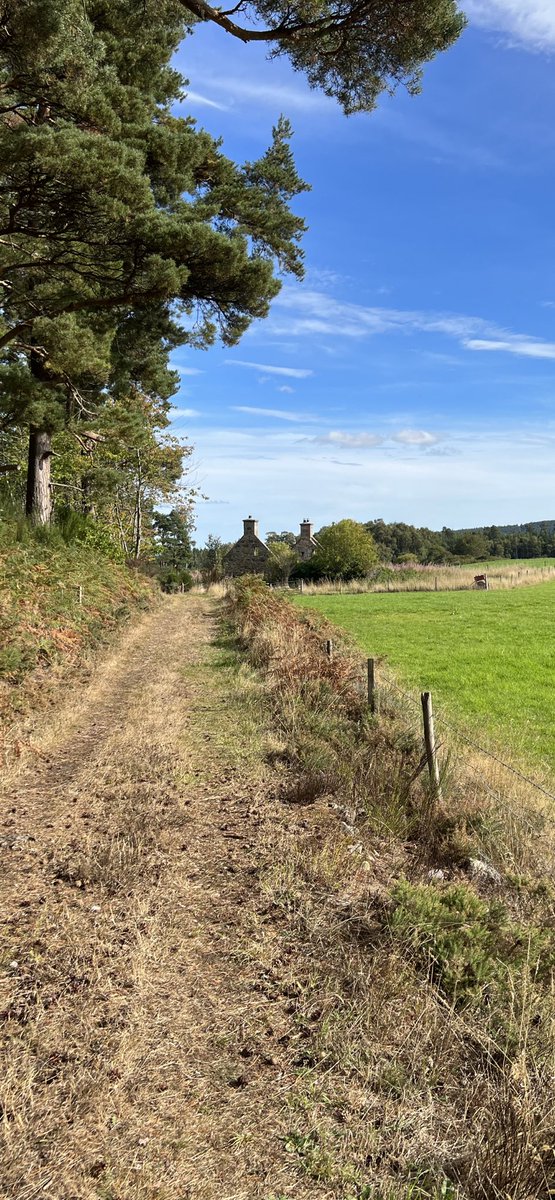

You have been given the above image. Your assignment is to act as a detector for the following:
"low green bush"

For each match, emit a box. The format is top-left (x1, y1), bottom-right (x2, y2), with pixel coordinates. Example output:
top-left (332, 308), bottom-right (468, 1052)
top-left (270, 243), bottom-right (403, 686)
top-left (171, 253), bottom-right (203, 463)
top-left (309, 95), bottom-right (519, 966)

top-left (158, 567), bottom-right (193, 593)
top-left (390, 879), bottom-right (555, 1004)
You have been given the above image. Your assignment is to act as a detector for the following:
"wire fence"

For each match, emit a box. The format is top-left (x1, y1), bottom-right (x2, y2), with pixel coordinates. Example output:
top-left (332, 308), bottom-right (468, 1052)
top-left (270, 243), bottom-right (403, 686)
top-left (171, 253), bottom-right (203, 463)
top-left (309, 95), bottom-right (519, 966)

top-left (379, 672), bottom-right (555, 805)
top-left (365, 667), bottom-right (555, 806)
top-left (312, 630), bottom-right (555, 870)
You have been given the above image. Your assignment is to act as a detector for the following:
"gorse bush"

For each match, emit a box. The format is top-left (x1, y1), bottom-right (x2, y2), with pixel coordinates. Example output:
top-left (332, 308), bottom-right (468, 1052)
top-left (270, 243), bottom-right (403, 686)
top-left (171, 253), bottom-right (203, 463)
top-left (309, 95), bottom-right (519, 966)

top-left (3, 509), bottom-right (124, 559)
top-left (390, 880), bottom-right (555, 1004)
top-left (56, 507), bottom-right (124, 559)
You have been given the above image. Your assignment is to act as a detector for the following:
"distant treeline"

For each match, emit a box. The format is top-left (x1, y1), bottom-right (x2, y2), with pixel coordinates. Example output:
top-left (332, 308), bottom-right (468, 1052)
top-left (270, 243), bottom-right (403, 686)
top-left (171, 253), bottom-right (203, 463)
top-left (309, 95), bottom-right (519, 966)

top-left (365, 519), bottom-right (555, 564)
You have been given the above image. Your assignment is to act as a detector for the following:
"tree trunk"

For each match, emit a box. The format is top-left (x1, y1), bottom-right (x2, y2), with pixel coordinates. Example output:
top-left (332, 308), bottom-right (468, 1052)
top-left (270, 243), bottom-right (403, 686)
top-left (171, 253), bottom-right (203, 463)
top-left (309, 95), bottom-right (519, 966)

top-left (81, 472), bottom-right (95, 516)
top-left (132, 484), bottom-right (142, 559)
top-left (132, 450), bottom-right (143, 560)
top-left (25, 429), bottom-right (52, 524)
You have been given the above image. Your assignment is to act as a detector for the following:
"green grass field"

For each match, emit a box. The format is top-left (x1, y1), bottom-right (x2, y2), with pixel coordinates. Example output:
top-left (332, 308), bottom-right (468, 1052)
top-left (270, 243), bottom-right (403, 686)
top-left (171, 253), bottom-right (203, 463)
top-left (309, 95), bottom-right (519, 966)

top-left (465, 557), bottom-right (555, 569)
top-left (295, 583), bottom-right (555, 773)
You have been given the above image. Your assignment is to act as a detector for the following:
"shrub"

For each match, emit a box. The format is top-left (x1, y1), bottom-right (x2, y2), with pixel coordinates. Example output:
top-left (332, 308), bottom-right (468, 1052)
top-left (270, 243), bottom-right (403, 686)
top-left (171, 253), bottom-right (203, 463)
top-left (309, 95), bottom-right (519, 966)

top-left (55, 506), bottom-right (124, 559)
top-left (390, 880), bottom-right (555, 1004)
top-left (158, 567), bottom-right (193, 593)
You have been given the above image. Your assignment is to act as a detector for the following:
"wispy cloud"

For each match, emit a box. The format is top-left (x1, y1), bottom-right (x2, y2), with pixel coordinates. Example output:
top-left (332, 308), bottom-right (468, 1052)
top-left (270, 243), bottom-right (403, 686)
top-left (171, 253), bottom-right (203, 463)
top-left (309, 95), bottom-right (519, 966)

top-left (226, 359), bottom-right (313, 379)
top-left (465, 338), bottom-right (555, 359)
top-left (465, 0), bottom-right (555, 50)
top-left (311, 431), bottom-right (385, 448)
top-left (327, 458), bottom-right (363, 467)
top-left (232, 405), bottom-right (316, 423)
top-left (267, 287), bottom-right (555, 364)
top-left (183, 90), bottom-right (229, 111)
top-left (172, 407), bottom-right (201, 418)
top-left (192, 75), bottom-right (332, 113)
top-left (278, 385), bottom-right (295, 394)
top-left (176, 366), bottom-right (203, 376)
top-left (393, 429), bottom-right (442, 445)
top-left (373, 105), bottom-right (504, 169)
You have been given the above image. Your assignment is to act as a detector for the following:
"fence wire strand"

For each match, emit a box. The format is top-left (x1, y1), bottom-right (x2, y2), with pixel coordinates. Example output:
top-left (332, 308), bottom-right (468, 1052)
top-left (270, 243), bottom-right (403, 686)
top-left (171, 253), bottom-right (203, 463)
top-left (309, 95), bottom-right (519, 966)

top-left (375, 669), bottom-right (555, 806)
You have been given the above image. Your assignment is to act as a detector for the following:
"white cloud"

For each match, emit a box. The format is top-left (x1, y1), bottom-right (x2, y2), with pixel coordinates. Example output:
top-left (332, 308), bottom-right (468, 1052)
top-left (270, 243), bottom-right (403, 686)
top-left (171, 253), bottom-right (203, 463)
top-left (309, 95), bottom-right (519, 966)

top-left (176, 366), bottom-right (203, 376)
top-left (192, 75), bottom-right (332, 113)
top-left (464, 338), bottom-right (555, 359)
top-left (172, 407), bottom-right (201, 418)
top-left (278, 385), bottom-right (294, 394)
top-left (465, 0), bottom-right (555, 50)
top-left (393, 429), bottom-right (442, 445)
top-left (311, 431), bottom-right (385, 448)
top-left (269, 287), bottom-right (489, 341)
top-left (188, 421), bottom-right (555, 545)
top-left (226, 359), bottom-right (313, 379)
top-left (183, 90), bottom-right (229, 111)
top-left (232, 405), bottom-right (314, 422)
top-left (265, 287), bottom-right (555, 364)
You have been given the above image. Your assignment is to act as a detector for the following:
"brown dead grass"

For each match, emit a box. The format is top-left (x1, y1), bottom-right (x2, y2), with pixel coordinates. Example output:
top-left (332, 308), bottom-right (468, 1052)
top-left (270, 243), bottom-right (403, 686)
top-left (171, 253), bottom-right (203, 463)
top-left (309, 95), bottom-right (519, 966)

top-left (226, 579), bottom-right (555, 1198)
top-left (5, 584), bottom-right (555, 1200)
top-left (0, 596), bottom-right (348, 1200)
top-left (300, 562), bottom-right (555, 594)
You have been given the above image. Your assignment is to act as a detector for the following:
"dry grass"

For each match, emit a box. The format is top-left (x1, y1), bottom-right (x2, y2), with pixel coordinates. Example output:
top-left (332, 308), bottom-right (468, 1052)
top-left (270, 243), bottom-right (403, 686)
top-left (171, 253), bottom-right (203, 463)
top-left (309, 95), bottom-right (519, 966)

top-left (5, 581), bottom-right (555, 1199)
top-left (299, 562), bottom-right (555, 594)
top-left (0, 530), bottom-right (155, 770)
top-left (227, 577), bottom-right (555, 1198)
top-left (191, 580), bottom-right (230, 598)
top-left (2, 596), bottom-right (345, 1200)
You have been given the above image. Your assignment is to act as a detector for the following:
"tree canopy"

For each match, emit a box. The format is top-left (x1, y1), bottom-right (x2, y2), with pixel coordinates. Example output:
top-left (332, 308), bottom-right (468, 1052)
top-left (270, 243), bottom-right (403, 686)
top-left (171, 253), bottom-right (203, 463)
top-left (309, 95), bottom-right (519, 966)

top-left (266, 539), bottom-right (298, 582)
top-left (312, 518), bottom-right (378, 578)
top-left (0, 0), bottom-right (307, 522)
top-left (181, 0), bottom-right (466, 114)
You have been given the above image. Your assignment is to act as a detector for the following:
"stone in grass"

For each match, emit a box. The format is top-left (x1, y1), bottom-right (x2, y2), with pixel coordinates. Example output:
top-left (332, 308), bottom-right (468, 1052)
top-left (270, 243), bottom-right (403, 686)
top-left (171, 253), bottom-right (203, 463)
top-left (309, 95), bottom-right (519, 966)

top-left (467, 857), bottom-right (502, 887)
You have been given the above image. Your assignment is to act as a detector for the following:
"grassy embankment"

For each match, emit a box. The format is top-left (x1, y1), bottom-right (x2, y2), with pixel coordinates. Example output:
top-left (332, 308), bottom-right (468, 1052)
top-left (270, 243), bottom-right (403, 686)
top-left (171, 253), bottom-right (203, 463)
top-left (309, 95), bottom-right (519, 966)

top-left (295, 583), bottom-right (555, 775)
top-left (228, 578), bottom-right (555, 1198)
top-left (0, 523), bottom-right (154, 759)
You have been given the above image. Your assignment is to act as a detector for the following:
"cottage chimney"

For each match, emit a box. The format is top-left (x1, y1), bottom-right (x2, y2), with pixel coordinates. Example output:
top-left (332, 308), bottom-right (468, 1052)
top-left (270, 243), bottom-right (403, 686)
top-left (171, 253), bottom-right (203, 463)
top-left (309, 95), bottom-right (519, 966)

top-left (243, 515), bottom-right (259, 538)
top-left (300, 518), bottom-right (313, 539)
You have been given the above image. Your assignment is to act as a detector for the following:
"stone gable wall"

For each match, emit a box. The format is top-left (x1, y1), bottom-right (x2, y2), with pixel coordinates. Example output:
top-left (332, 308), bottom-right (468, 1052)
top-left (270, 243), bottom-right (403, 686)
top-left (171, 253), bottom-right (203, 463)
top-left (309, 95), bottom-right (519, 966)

top-left (295, 534), bottom-right (318, 562)
top-left (223, 533), bottom-right (271, 576)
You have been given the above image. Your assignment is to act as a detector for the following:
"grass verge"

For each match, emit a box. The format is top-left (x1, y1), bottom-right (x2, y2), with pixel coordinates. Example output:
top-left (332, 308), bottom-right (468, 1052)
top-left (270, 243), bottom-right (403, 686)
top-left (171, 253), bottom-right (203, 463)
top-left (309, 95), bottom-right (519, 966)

top-left (0, 525), bottom-right (155, 762)
top-left (228, 577), bottom-right (555, 1199)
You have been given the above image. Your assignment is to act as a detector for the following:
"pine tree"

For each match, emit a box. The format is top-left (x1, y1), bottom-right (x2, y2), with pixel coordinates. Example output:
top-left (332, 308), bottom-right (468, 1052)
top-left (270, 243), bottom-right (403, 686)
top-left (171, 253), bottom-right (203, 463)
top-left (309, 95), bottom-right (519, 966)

top-left (0, 0), bottom-right (307, 521)
top-left (179, 0), bottom-right (465, 114)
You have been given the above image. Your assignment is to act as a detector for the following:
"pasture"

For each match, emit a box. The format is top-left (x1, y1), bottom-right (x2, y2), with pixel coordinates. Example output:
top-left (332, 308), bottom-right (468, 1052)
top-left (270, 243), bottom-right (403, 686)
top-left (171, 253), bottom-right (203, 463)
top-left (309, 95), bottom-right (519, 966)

top-left (295, 582), bottom-right (555, 773)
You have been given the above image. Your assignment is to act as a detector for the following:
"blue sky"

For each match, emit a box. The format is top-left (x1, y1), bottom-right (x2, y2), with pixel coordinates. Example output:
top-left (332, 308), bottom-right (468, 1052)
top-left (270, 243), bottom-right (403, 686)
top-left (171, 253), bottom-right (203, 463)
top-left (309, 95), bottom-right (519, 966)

top-left (169, 1), bottom-right (555, 544)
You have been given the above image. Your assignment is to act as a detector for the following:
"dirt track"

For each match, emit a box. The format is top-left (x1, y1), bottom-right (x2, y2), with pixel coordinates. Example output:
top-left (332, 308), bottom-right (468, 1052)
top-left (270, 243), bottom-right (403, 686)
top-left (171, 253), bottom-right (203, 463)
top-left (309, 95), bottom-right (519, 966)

top-left (0, 596), bottom-right (326, 1200)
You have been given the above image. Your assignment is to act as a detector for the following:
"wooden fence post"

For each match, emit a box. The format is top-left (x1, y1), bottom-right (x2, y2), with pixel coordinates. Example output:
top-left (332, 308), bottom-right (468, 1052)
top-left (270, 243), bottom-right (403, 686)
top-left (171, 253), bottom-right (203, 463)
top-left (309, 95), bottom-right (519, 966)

top-left (326, 639), bottom-right (333, 659)
top-left (299, 578), bottom-right (304, 594)
top-left (421, 691), bottom-right (442, 801)
top-left (77, 585), bottom-right (83, 605)
top-left (367, 658), bottom-right (376, 713)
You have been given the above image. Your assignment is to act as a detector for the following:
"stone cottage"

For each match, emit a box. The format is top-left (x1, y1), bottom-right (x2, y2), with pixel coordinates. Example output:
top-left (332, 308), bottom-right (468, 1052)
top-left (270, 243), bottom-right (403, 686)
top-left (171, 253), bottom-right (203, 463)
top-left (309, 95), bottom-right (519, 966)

top-left (223, 517), bottom-right (319, 576)
top-left (222, 517), bottom-right (272, 577)
top-left (294, 519), bottom-right (318, 562)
